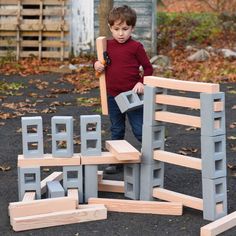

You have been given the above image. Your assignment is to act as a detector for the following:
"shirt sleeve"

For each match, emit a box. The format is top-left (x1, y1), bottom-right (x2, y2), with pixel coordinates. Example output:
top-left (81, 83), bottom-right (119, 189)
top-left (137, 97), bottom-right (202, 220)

top-left (136, 43), bottom-right (154, 83)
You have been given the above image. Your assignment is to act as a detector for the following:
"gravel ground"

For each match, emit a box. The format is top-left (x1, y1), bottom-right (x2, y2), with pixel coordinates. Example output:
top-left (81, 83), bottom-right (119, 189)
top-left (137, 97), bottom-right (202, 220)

top-left (0, 73), bottom-right (236, 236)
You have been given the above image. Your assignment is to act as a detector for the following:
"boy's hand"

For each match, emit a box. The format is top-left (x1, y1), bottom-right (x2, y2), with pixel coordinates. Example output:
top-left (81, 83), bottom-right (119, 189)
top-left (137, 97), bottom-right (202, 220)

top-left (132, 82), bottom-right (144, 94)
top-left (94, 61), bottom-right (105, 73)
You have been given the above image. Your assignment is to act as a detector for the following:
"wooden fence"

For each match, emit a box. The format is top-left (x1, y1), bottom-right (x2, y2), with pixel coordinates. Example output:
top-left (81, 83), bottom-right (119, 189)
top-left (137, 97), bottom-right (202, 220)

top-left (0, 0), bottom-right (69, 61)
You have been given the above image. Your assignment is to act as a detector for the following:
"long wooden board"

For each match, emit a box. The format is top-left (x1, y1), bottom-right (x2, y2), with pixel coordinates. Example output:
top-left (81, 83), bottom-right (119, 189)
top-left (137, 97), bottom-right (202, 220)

top-left (88, 198), bottom-right (183, 215)
top-left (98, 180), bottom-right (124, 193)
top-left (96, 36), bottom-right (108, 115)
top-left (41, 171), bottom-right (63, 194)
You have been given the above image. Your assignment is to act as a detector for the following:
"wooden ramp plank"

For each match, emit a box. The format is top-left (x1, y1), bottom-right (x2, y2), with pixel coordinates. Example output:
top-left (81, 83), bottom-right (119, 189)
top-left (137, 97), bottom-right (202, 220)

top-left (155, 111), bottom-right (201, 128)
top-left (144, 76), bottom-right (220, 93)
top-left (22, 192), bottom-right (36, 202)
top-left (153, 150), bottom-right (202, 170)
top-left (153, 187), bottom-right (203, 211)
top-left (98, 180), bottom-right (124, 193)
top-left (200, 211), bottom-right (236, 236)
top-left (12, 205), bottom-right (107, 231)
top-left (41, 171), bottom-right (63, 194)
top-left (67, 189), bottom-right (79, 207)
top-left (105, 140), bottom-right (141, 161)
top-left (81, 152), bottom-right (140, 165)
top-left (88, 198), bottom-right (183, 215)
top-left (9, 197), bottom-right (77, 220)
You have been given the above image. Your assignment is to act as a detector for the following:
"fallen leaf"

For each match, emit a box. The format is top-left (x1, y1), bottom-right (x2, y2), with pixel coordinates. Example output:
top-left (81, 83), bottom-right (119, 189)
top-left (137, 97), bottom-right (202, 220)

top-left (0, 164), bottom-right (11, 171)
top-left (228, 136), bottom-right (236, 140)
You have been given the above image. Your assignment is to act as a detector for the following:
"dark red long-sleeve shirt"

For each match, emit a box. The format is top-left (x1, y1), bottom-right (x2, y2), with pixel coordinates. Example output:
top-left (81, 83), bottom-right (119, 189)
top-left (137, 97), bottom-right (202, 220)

top-left (105, 37), bottom-right (153, 97)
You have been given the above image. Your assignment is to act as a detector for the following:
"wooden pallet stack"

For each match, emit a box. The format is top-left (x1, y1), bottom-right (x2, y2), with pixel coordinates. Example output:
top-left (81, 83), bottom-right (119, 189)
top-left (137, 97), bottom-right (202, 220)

top-left (0, 0), bottom-right (69, 60)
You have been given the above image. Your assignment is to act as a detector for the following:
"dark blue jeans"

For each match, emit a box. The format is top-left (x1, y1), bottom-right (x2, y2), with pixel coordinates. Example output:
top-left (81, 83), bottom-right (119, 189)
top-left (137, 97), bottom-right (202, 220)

top-left (108, 96), bottom-right (143, 142)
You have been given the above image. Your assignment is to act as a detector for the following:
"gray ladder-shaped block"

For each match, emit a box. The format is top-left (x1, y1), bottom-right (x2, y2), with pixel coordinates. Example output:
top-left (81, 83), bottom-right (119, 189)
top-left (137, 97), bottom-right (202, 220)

top-left (63, 166), bottom-right (83, 203)
top-left (115, 90), bottom-right (143, 113)
top-left (202, 177), bottom-right (227, 221)
top-left (141, 125), bottom-right (165, 164)
top-left (80, 115), bottom-right (101, 156)
top-left (200, 92), bottom-right (225, 137)
top-left (18, 167), bottom-right (41, 200)
top-left (84, 165), bottom-right (98, 203)
top-left (124, 164), bottom-right (140, 200)
top-left (47, 180), bottom-right (65, 198)
top-left (143, 86), bottom-right (167, 126)
top-left (201, 135), bottom-right (226, 179)
top-left (21, 116), bottom-right (44, 158)
top-left (51, 116), bottom-right (74, 157)
top-left (139, 162), bottom-right (164, 201)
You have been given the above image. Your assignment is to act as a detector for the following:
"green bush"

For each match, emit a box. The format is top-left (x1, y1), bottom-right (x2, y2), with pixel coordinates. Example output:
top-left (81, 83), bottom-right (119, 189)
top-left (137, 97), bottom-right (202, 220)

top-left (157, 12), bottom-right (221, 47)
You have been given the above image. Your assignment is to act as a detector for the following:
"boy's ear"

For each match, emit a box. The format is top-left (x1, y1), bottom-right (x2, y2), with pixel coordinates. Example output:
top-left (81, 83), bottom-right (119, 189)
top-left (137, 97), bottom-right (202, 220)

top-left (108, 24), bottom-right (112, 30)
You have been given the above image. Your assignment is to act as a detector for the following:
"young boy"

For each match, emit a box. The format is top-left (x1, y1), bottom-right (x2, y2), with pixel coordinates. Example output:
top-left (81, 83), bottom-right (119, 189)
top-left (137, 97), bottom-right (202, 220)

top-left (94, 5), bottom-right (153, 174)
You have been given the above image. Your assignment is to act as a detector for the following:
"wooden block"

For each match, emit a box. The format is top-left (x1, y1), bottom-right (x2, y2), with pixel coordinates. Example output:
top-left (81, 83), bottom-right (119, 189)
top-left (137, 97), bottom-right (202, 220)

top-left (153, 150), bottom-right (202, 170)
top-left (96, 36), bottom-right (108, 115)
top-left (144, 76), bottom-right (220, 93)
top-left (67, 189), bottom-right (79, 207)
top-left (81, 152), bottom-right (140, 165)
top-left (9, 197), bottom-right (77, 220)
top-left (88, 198), bottom-right (183, 215)
top-left (12, 205), bottom-right (107, 231)
top-left (105, 140), bottom-right (141, 161)
top-left (18, 154), bottom-right (81, 167)
top-left (22, 192), bottom-right (36, 202)
top-left (41, 171), bottom-right (63, 195)
top-left (153, 187), bottom-right (203, 211)
top-left (98, 180), bottom-right (124, 193)
top-left (97, 170), bottom-right (104, 183)
top-left (200, 211), bottom-right (236, 236)
top-left (155, 94), bottom-right (223, 111)
top-left (155, 111), bottom-right (201, 128)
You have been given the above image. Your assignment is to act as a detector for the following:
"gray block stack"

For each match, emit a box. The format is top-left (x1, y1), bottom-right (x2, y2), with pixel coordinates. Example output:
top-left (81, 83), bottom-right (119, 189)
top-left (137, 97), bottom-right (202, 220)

top-left (200, 92), bottom-right (227, 221)
top-left (115, 90), bottom-right (144, 113)
top-left (51, 116), bottom-right (73, 157)
top-left (80, 115), bottom-right (101, 202)
top-left (47, 180), bottom-right (65, 198)
top-left (140, 86), bottom-right (166, 200)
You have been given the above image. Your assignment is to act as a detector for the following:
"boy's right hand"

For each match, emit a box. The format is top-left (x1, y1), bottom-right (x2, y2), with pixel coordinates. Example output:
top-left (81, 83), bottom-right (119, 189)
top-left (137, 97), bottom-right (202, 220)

top-left (94, 61), bottom-right (105, 73)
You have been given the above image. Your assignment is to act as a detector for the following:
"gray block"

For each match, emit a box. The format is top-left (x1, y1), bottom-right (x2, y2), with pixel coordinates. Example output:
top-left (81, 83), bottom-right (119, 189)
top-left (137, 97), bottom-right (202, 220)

top-left (115, 90), bottom-right (143, 113)
top-left (21, 116), bottom-right (44, 158)
top-left (139, 162), bottom-right (164, 201)
top-left (202, 177), bottom-right (227, 221)
top-left (201, 135), bottom-right (226, 179)
top-left (63, 166), bottom-right (83, 202)
top-left (200, 92), bottom-right (225, 136)
top-left (80, 115), bottom-right (101, 156)
top-left (141, 125), bottom-right (165, 164)
top-left (143, 86), bottom-right (167, 126)
top-left (124, 164), bottom-right (140, 200)
top-left (84, 165), bottom-right (98, 203)
top-left (47, 180), bottom-right (65, 198)
top-left (18, 167), bottom-right (41, 200)
top-left (51, 116), bottom-right (74, 157)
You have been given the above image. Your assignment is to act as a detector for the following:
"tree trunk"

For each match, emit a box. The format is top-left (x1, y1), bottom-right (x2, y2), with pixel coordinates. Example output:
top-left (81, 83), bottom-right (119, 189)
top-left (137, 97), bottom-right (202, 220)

top-left (98, 0), bottom-right (113, 37)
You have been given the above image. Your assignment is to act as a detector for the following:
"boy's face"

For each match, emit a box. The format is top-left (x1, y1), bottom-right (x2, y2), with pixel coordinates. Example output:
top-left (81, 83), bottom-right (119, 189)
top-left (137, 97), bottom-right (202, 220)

top-left (109, 21), bottom-right (134, 44)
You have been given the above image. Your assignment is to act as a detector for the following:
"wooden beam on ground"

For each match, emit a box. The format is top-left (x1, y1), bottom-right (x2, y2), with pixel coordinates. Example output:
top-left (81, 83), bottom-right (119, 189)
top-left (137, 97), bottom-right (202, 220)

top-left (9, 197), bottom-right (77, 220)
top-left (81, 152), bottom-right (140, 165)
top-left (105, 140), bottom-right (141, 161)
top-left (155, 94), bottom-right (223, 112)
top-left (22, 192), bottom-right (36, 202)
top-left (96, 36), bottom-right (108, 115)
top-left (153, 187), bottom-right (203, 211)
top-left (155, 111), bottom-right (201, 128)
top-left (41, 171), bottom-right (63, 194)
top-left (67, 189), bottom-right (79, 207)
top-left (153, 150), bottom-right (202, 170)
top-left (98, 180), bottom-right (124, 193)
top-left (88, 198), bottom-right (183, 215)
top-left (12, 205), bottom-right (107, 231)
top-left (18, 154), bottom-right (81, 167)
top-left (144, 76), bottom-right (220, 93)
top-left (200, 211), bottom-right (236, 236)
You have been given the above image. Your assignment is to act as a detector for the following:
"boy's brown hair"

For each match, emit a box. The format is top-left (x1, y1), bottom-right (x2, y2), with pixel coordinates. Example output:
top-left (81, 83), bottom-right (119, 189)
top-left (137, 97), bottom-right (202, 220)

top-left (108, 5), bottom-right (137, 27)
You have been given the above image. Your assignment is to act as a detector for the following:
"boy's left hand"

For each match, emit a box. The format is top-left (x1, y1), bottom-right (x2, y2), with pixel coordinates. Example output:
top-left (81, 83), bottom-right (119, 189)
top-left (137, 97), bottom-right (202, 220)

top-left (132, 82), bottom-right (144, 94)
